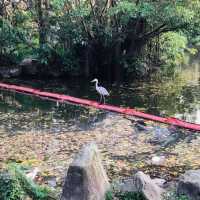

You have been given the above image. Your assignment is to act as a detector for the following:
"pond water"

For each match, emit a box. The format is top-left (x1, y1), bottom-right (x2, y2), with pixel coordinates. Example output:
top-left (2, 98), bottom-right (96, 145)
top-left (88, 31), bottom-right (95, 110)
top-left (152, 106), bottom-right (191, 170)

top-left (0, 59), bottom-right (200, 134)
top-left (1, 59), bottom-right (200, 182)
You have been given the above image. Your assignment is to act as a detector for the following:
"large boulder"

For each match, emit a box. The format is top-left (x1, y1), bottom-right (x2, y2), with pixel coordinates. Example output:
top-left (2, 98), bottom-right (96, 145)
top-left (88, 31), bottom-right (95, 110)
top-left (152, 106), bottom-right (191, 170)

top-left (177, 169), bottom-right (200, 200)
top-left (116, 172), bottom-right (163, 200)
top-left (60, 143), bottom-right (110, 200)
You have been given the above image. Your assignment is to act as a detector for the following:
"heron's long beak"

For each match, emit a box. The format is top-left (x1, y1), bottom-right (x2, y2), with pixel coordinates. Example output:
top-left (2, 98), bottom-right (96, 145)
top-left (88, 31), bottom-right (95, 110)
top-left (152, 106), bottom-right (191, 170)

top-left (91, 79), bottom-right (95, 83)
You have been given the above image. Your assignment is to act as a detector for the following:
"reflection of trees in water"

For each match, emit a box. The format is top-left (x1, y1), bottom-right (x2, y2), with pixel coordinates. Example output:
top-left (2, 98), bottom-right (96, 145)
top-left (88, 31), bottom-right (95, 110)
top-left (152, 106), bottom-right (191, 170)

top-left (143, 61), bottom-right (200, 121)
top-left (0, 90), bottom-right (108, 134)
top-left (1, 60), bottom-right (200, 130)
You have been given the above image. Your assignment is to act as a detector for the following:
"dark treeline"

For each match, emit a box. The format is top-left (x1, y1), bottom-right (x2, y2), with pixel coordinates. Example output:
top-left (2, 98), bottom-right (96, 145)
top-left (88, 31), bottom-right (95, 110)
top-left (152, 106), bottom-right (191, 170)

top-left (0, 0), bottom-right (200, 82)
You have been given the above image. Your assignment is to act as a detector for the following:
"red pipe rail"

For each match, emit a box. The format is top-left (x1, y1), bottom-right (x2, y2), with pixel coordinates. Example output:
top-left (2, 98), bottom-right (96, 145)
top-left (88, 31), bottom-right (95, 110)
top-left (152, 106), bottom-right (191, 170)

top-left (0, 82), bottom-right (199, 131)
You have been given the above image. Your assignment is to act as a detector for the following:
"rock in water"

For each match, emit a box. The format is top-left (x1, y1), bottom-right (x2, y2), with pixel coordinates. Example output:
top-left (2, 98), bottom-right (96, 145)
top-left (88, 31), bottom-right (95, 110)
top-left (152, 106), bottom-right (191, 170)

top-left (177, 169), bottom-right (200, 200)
top-left (115, 172), bottom-right (163, 200)
top-left (60, 143), bottom-right (110, 200)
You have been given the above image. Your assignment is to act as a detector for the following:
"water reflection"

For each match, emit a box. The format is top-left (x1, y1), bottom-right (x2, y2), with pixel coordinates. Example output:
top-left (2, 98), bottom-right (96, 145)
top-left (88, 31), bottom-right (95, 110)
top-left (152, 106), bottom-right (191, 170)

top-left (0, 90), bottom-right (108, 134)
top-left (1, 58), bottom-right (200, 134)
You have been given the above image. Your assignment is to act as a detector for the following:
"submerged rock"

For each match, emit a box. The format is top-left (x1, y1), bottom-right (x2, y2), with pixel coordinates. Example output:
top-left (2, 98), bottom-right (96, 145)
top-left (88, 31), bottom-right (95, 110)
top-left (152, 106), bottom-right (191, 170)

top-left (153, 127), bottom-right (171, 142)
top-left (177, 169), bottom-right (200, 200)
top-left (150, 126), bottom-right (181, 147)
top-left (60, 143), bottom-right (110, 200)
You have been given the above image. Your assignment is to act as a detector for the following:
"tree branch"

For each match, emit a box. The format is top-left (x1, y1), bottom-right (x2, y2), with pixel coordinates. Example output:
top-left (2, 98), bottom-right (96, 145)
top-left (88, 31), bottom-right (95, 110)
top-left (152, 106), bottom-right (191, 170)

top-left (100, 0), bottom-right (109, 17)
top-left (141, 24), bottom-right (167, 39)
top-left (145, 24), bottom-right (187, 40)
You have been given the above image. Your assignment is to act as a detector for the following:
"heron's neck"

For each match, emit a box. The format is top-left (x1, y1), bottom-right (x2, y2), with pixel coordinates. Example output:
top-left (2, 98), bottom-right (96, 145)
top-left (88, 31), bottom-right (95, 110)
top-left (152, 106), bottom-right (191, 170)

top-left (95, 81), bottom-right (98, 88)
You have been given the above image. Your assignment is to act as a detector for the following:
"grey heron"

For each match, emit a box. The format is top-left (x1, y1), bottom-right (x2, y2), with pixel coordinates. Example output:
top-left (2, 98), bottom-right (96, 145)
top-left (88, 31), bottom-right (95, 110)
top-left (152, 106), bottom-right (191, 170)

top-left (91, 78), bottom-right (109, 104)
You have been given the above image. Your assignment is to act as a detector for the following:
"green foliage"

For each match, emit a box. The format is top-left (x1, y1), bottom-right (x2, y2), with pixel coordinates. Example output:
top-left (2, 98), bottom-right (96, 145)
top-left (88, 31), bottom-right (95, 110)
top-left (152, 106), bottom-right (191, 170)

top-left (177, 196), bottom-right (189, 200)
top-left (106, 191), bottom-right (146, 200)
top-left (1, 0), bottom-right (200, 78)
top-left (163, 190), bottom-right (189, 200)
top-left (106, 190), bottom-right (114, 200)
top-left (0, 19), bottom-right (21, 50)
top-left (116, 192), bottom-right (146, 200)
top-left (138, 2), bottom-right (155, 19)
top-left (160, 32), bottom-right (189, 67)
top-left (0, 17), bottom-right (33, 64)
top-left (0, 171), bottom-right (24, 200)
top-left (164, 194), bottom-right (189, 200)
top-left (0, 164), bottom-right (54, 200)
top-left (109, 1), bottom-right (138, 23)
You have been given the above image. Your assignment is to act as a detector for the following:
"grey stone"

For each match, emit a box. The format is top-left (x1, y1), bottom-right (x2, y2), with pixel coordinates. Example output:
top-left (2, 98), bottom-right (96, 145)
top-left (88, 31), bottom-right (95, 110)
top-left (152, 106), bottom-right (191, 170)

top-left (177, 169), bottom-right (200, 200)
top-left (115, 172), bottom-right (163, 200)
top-left (60, 143), bottom-right (110, 200)
top-left (152, 178), bottom-right (166, 188)
top-left (150, 126), bottom-right (181, 147)
top-left (153, 127), bottom-right (171, 143)
top-left (133, 172), bottom-right (163, 200)
top-left (47, 177), bottom-right (57, 188)
top-left (115, 178), bottom-right (136, 193)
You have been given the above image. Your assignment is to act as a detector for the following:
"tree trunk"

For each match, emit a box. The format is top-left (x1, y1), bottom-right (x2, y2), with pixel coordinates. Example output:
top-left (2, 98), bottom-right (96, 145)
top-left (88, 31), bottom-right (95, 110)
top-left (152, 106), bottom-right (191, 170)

top-left (84, 45), bottom-right (91, 78)
top-left (112, 42), bottom-right (122, 84)
top-left (44, 0), bottom-right (50, 43)
top-left (36, 0), bottom-right (46, 48)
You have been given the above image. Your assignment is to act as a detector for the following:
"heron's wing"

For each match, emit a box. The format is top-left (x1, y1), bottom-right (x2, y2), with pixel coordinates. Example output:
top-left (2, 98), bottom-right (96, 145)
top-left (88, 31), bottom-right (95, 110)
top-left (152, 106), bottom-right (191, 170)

top-left (98, 86), bottom-right (109, 96)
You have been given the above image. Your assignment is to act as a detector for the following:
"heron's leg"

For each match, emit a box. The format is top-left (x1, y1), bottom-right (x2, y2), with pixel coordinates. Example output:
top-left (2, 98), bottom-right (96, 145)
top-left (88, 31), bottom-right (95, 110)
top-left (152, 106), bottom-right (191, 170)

top-left (99, 95), bottom-right (102, 103)
top-left (103, 95), bottom-right (105, 104)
